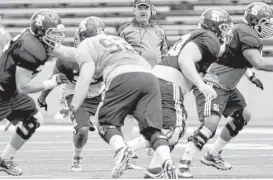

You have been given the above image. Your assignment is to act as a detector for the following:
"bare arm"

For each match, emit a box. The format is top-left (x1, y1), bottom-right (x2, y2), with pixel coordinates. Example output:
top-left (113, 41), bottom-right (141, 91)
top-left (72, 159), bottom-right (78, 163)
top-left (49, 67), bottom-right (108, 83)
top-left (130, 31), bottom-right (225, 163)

top-left (16, 67), bottom-right (47, 94)
top-left (178, 41), bottom-right (204, 87)
top-left (38, 66), bottom-right (60, 102)
top-left (51, 45), bottom-right (77, 62)
top-left (243, 48), bottom-right (273, 71)
top-left (16, 66), bottom-right (65, 94)
top-left (70, 61), bottom-right (95, 111)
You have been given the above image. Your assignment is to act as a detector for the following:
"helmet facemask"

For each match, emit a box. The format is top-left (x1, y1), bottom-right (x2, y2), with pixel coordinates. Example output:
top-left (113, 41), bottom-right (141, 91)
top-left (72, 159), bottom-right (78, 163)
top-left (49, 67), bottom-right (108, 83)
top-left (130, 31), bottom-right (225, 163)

top-left (254, 18), bottom-right (273, 39)
top-left (219, 23), bottom-right (233, 44)
top-left (42, 24), bottom-right (65, 48)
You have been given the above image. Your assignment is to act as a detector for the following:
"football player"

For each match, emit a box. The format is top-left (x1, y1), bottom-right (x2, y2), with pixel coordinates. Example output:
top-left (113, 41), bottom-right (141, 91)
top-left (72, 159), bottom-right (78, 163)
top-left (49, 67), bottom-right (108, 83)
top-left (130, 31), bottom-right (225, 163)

top-left (179, 2), bottom-right (273, 178)
top-left (63, 16), bottom-right (177, 179)
top-left (125, 8), bottom-right (232, 178)
top-left (37, 56), bottom-right (105, 172)
top-left (0, 9), bottom-right (67, 176)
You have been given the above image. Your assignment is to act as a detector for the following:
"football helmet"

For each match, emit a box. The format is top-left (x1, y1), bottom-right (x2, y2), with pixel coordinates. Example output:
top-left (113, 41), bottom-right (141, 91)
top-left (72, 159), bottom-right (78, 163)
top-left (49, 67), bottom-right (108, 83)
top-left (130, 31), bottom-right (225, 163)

top-left (74, 16), bottom-right (105, 47)
top-left (199, 8), bottom-right (233, 43)
top-left (30, 9), bottom-right (65, 48)
top-left (243, 2), bottom-right (273, 39)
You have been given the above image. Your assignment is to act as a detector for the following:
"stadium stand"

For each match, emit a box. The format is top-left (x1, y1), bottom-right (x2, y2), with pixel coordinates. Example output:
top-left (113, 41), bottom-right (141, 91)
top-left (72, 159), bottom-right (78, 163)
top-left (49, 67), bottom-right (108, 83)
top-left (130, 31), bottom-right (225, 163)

top-left (1, 0), bottom-right (273, 55)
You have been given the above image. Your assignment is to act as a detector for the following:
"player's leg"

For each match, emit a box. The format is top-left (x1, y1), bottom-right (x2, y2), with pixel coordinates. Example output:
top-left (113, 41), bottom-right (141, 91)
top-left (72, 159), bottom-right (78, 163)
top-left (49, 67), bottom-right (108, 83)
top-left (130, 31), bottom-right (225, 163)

top-left (1, 94), bottom-right (42, 176)
top-left (177, 84), bottom-right (228, 178)
top-left (65, 95), bottom-right (91, 172)
top-left (202, 88), bottom-right (248, 170)
top-left (97, 73), bottom-right (143, 178)
top-left (133, 74), bottom-right (177, 179)
top-left (144, 80), bottom-right (187, 178)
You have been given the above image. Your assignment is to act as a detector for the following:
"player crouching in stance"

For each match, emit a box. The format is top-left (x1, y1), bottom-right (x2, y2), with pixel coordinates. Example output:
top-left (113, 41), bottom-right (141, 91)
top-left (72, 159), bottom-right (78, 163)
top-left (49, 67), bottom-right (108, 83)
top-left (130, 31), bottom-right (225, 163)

top-left (0, 9), bottom-right (67, 176)
top-left (179, 2), bottom-right (273, 178)
top-left (126, 7), bottom-right (233, 178)
top-left (37, 56), bottom-right (105, 171)
top-left (63, 16), bottom-right (177, 179)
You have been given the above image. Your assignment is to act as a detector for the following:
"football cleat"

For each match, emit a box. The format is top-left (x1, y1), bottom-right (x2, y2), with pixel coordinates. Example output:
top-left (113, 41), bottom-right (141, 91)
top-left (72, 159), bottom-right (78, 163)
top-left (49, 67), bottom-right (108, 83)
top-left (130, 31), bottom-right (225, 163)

top-left (162, 160), bottom-right (178, 179)
top-left (0, 158), bottom-right (23, 176)
top-left (111, 146), bottom-right (133, 179)
top-left (201, 151), bottom-right (232, 170)
top-left (71, 156), bottom-right (83, 172)
top-left (177, 160), bottom-right (193, 178)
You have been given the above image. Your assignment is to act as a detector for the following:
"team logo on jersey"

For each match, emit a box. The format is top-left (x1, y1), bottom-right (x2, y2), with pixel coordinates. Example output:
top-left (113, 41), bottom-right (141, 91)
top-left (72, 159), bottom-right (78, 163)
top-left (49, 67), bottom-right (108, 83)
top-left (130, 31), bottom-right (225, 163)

top-left (35, 14), bottom-right (45, 27)
top-left (156, 30), bottom-right (163, 37)
top-left (212, 104), bottom-right (220, 112)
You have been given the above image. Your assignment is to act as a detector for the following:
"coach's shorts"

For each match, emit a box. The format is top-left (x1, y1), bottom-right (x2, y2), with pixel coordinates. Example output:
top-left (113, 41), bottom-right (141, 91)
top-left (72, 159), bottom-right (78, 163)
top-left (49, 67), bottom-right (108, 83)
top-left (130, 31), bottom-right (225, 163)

top-left (194, 82), bottom-right (246, 122)
top-left (159, 79), bottom-right (187, 129)
top-left (0, 93), bottom-right (38, 124)
top-left (65, 94), bottom-right (101, 132)
top-left (98, 72), bottom-right (162, 133)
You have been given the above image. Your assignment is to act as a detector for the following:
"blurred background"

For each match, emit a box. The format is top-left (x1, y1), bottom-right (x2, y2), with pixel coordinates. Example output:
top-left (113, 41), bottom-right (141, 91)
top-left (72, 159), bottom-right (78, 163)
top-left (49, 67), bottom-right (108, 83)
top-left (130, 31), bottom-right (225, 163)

top-left (1, 0), bottom-right (273, 127)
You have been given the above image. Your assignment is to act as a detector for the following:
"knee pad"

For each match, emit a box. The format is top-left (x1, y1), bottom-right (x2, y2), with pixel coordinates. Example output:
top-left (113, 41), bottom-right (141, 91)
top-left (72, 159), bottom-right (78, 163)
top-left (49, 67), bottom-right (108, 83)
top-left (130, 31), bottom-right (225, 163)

top-left (16, 116), bottom-right (40, 140)
top-left (97, 125), bottom-right (122, 143)
top-left (188, 125), bottom-right (212, 150)
top-left (225, 109), bottom-right (250, 137)
top-left (142, 128), bottom-right (168, 150)
top-left (74, 126), bottom-right (89, 137)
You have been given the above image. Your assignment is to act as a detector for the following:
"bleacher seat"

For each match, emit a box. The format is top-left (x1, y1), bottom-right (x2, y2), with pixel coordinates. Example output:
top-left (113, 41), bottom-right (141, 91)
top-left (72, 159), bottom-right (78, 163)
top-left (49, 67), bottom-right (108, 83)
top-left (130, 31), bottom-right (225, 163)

top-left (1, 0), bottom-right (273, 54)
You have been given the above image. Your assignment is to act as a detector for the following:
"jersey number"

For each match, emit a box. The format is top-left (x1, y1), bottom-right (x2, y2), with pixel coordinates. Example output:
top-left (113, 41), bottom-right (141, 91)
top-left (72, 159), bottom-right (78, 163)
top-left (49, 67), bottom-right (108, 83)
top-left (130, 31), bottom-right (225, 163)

top-left (99, 38), bottom-right (134, 53)
top-left (168, 34), bottom-right (191, 56)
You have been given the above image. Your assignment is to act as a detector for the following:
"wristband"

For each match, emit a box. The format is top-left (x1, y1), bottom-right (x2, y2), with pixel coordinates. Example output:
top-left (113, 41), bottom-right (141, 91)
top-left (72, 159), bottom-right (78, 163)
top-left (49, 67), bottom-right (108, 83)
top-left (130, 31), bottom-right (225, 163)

top-left (197, 82), bottom-right (206, 90)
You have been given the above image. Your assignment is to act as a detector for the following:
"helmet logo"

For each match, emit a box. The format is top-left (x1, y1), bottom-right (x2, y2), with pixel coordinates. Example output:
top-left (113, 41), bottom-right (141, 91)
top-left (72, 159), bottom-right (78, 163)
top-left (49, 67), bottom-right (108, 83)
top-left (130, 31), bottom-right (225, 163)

top-left (250, 5), bottom-right (260, 16)
top-left (35, 14), bottom-right (45, 27)
top-left (211, 10), bottom-right (221, 22)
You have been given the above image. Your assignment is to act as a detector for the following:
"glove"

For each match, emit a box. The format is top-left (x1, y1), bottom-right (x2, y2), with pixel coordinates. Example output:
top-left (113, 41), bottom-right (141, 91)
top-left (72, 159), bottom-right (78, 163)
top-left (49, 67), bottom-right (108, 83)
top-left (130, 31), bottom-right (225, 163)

top-left (56, 73), bottom-right (69, 84)
top-left (198, 83), bottom-right (217, 99)
top-left (249, 73), bottom-right (264, 90)
top-left (37, 98), bottom-right (48, 111)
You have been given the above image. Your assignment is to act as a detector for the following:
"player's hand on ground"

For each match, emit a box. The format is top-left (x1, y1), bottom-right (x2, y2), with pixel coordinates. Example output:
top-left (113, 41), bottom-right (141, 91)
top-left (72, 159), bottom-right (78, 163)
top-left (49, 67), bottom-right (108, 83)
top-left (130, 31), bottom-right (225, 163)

top-left (59, 107), bottom-right (70, 118)
top-left (55, 73), bottom-right (69, 84)
top-left (198, 83), bottom-right (217, 99)
top-left (37, 98), bottom-right (48, 111)
top-left (249, 73), bottom-right (263, 90)
top-left (59, 106), bottom-right (76, 121)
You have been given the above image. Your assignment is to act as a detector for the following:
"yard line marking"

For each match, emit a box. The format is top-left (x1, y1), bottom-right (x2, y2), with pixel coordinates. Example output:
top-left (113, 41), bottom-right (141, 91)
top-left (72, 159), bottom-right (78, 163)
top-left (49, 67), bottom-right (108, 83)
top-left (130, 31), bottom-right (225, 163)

top-left (2, 143), bottom-right (273, 153)
top-left (9, 154), bottom-right (273, 162)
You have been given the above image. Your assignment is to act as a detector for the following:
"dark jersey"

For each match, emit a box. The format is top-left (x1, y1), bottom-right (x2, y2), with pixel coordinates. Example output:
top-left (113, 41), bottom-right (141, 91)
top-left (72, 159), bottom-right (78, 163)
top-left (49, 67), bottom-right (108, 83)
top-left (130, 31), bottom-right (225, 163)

top-left (160, 29), bottom-right (220, 75)
top-left (204, 23), bottom-right (262, 90)
top-left (55, 58), bottom-right (79, 84)
top-left (0, 28), bottom-right (49, 97)
top-left (55, 58), bottom-right (105, 98)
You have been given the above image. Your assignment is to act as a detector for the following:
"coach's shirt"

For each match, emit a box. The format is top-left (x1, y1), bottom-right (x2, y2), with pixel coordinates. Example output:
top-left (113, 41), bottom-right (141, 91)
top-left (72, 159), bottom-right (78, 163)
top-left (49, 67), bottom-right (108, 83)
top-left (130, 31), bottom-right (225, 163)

top-left (204, 23), bottom-right (262, 90)
top-left (154, 29), bottom-right (220, 94)
top-left (76, 34), bottom-right (152, 87)
top-left (55, 58), bottom-right (105, 98)
top-left (118, 18), bottom-right (168, 67)
top-left (0, 28), bottom-right (50, 97)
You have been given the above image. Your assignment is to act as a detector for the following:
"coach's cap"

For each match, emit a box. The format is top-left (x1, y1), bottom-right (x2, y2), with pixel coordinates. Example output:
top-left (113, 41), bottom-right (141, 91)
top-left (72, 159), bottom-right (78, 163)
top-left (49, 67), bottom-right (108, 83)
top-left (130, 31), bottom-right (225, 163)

top-left (134, 0), bottom-right (152, 7)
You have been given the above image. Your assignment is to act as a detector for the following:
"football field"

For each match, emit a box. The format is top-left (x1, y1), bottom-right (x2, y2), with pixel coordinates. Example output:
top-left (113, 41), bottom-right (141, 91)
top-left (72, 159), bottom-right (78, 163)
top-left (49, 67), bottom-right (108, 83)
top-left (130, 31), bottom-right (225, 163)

top-left (0, 121), bottom-right (272, 179)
